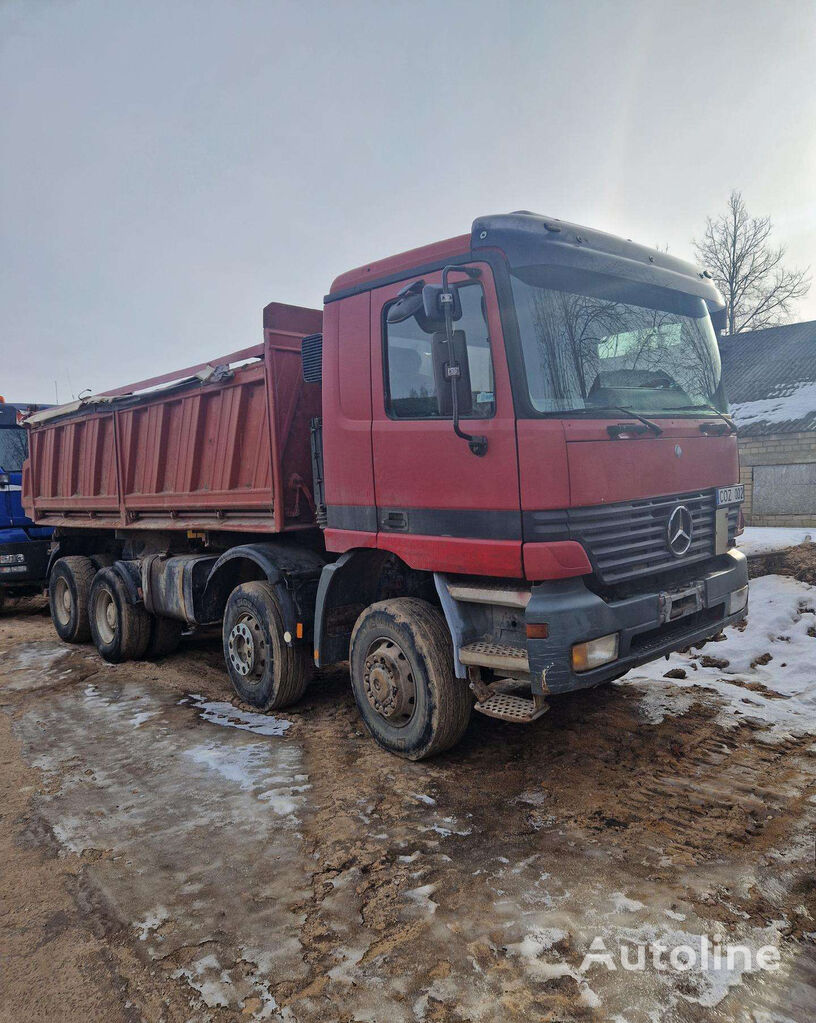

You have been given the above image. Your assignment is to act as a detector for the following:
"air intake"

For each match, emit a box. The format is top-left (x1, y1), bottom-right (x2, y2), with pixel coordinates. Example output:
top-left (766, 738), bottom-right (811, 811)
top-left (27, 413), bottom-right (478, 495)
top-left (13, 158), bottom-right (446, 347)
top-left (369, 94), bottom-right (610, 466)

top-left (301, 333), bottom-right (323, 383)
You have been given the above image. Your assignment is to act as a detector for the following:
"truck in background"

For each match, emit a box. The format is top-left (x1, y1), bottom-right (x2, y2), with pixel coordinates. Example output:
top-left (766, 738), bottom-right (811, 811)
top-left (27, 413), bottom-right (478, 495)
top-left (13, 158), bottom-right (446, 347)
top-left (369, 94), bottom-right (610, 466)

top-left (22, 212), bottom-right (749, 758)
top-left (0, 400), bottom-right (52, 607)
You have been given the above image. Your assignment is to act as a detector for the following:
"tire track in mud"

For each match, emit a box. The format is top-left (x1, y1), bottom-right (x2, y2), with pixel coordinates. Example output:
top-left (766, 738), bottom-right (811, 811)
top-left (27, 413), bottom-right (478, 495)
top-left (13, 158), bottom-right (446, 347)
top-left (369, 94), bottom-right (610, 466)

top-left (289, 673), bottom-right (816, 1021)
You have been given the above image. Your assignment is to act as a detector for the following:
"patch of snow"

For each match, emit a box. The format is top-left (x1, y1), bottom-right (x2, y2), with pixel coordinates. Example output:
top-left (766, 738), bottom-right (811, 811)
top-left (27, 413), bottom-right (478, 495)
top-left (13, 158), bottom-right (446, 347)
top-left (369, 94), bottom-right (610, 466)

top-left (623, 575), bottom-right (816, 738)
top-left (184, 693), bottom-right (291, 736)
top-left (730, 379), bottom-right (816, 429)
top-left (738, 527), bottom-right (814, 556)
top-left (134, 905), bottom-right (170, 940)
top-left (611, 893), bottom-right (646, 913)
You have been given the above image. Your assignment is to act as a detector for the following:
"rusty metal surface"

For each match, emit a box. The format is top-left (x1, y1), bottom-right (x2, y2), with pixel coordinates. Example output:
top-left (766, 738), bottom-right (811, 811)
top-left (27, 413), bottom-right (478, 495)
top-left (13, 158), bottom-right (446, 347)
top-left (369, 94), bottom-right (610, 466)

top-left (24, 303), bottom-right (322, 533)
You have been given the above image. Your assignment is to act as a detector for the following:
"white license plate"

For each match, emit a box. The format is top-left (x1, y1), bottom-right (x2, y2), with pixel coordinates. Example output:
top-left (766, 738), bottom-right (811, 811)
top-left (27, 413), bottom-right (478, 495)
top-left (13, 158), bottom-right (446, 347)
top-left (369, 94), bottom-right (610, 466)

top-left (716, 484), bottom-right (744, 506)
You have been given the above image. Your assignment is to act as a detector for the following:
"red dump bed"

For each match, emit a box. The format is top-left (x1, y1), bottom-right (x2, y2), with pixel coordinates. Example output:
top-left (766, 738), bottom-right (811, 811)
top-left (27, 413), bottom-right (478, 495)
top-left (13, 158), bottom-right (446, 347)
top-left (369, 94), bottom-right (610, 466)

top-left (23, 303), bottom-right (322, 534)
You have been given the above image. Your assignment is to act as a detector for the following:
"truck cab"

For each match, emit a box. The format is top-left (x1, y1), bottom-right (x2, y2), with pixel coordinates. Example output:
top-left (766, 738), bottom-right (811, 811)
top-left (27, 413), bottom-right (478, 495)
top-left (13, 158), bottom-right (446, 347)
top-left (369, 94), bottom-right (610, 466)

top-left (0, 401), bottom-right (52, 604)
top-left (316, 212), bottom-right (748, 724)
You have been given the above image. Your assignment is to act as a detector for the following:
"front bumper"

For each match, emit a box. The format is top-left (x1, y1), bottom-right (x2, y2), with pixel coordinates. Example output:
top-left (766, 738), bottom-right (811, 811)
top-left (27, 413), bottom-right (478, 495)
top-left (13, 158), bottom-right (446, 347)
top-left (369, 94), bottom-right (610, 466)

top-left (0, 538), bottom-right (50, 589)
top-left (526, 549), bottom-right (749, 695)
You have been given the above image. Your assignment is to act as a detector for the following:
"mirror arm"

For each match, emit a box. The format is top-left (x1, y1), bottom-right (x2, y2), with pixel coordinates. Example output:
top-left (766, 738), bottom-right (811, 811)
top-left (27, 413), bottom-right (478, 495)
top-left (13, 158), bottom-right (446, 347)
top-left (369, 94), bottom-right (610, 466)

top-left (440, 265), bottom-right (487, 457)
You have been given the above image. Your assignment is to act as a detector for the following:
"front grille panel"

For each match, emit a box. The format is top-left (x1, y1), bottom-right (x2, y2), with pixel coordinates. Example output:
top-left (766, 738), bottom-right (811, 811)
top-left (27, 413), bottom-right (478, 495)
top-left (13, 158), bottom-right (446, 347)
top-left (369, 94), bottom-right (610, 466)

top-left (525, 490), bottom-right (739, 585)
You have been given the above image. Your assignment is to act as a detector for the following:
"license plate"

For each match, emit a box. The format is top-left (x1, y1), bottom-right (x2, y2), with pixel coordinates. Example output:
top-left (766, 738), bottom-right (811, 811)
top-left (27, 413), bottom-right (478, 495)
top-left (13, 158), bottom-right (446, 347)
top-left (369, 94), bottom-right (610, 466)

top-left (716, 484), bottom-right (744, 506)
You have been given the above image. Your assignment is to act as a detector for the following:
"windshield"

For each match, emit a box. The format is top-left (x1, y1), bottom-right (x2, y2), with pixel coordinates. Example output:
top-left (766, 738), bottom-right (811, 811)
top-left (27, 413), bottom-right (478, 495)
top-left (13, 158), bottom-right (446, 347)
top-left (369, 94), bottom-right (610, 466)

top-left (510, 265), bottom-right (725, 416)
top-left (0, 426), bottom-right (28, 471)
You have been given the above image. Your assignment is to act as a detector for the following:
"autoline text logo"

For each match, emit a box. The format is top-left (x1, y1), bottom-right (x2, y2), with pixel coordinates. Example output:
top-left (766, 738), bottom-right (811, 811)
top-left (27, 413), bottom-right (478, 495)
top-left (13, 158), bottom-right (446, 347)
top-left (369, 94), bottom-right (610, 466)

top-left (579, 933), bottom-right (780, 974)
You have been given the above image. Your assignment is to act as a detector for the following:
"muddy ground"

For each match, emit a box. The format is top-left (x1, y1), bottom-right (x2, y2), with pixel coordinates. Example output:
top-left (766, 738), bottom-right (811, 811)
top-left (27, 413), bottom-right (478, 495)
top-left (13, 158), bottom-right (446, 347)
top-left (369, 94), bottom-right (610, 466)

top-left (1, 564), bottom-right (815, 1023)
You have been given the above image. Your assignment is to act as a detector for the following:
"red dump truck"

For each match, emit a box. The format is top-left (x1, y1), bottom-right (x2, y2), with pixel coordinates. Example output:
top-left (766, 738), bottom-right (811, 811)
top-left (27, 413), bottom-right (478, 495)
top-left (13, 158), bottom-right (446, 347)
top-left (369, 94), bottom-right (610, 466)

top-left (23, 212), bottom-right (748, 758)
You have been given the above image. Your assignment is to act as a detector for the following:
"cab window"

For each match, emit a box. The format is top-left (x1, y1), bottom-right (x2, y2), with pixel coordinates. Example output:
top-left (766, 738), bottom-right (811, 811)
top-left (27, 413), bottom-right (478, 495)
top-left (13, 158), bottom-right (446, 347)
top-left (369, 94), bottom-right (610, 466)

top-left (383, 282), bottom-right (495, 419)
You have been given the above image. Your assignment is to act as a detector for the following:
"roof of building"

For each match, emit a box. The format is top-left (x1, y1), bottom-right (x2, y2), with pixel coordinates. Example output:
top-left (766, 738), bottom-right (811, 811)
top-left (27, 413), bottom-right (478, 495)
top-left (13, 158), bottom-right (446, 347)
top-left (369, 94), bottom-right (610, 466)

top-left (720, 319), bottom-right (816, 436)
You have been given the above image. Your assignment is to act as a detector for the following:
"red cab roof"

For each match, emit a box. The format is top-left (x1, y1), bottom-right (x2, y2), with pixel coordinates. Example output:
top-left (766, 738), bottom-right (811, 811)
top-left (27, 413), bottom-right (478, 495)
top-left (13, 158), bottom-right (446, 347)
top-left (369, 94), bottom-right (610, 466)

top-left (328, 232), bottom-right (470, 298)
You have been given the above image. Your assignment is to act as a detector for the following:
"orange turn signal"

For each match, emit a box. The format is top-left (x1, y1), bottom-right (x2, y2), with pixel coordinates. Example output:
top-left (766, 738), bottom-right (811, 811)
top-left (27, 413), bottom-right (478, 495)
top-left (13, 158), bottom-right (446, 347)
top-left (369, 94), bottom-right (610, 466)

top-left (526, 623), bottom-right (549, 639)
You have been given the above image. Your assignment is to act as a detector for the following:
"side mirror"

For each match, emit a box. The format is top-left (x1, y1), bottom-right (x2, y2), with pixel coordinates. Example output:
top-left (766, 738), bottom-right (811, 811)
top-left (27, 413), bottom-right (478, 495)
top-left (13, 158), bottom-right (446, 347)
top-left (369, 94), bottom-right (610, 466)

top-left (432, 331), bottom-right (473, 417)
top-left (710, 307), bottom-right (727, 336)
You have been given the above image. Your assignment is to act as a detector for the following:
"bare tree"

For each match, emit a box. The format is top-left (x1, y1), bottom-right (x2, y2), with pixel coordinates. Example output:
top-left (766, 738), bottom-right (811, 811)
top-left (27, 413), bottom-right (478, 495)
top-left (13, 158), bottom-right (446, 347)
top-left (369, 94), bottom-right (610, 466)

top-left (693, 191), bottom-right (810, 334)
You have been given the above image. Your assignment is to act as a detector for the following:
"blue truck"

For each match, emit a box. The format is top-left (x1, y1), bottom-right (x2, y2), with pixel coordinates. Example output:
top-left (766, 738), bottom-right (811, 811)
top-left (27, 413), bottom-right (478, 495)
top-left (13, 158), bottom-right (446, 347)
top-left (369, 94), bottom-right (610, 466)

top-left (0, 401), bottom-right (52, 606)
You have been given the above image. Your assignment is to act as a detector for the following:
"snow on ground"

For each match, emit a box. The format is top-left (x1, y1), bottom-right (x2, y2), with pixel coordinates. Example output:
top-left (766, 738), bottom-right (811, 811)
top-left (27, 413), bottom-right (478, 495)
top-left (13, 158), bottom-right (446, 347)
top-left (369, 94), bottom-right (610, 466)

top-left (738, 527), bottom-right (815, 556)
top-left (623, 574), bottom-right (816, 737)
top-left (730, 379), bottom-right (816, 430)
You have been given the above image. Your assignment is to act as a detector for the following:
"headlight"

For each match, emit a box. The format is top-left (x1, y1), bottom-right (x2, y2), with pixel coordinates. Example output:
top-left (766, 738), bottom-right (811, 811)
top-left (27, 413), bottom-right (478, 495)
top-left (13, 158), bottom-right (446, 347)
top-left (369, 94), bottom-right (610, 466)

top-left (571, 632), bottom-right (619, 673)
top-left (0, 553), bottom-right (25, 565)
top-left (728, 585), bottom-right (749, 615)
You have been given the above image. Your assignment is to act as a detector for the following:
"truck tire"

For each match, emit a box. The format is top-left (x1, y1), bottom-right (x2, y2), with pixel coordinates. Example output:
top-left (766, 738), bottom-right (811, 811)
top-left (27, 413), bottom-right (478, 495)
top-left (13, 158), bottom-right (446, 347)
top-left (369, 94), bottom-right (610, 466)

top-left (49, 556), bottom-right (96, 643)
top-left (88, 568), bottom-right (151, 663)
top-left (145, 616), bottom-right (183, 660)
top-left (222, 581), bottom-right (312, 710)
top-left (349, 598), bottom-right (472, 760)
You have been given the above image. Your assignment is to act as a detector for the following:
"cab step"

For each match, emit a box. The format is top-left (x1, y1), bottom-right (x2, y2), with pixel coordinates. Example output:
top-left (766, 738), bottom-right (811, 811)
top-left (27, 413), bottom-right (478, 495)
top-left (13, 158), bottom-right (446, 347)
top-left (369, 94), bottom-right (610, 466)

top-left (473, 691), bottom-right (549, 724)
top-left (459, 641), bottom-right (530, 675)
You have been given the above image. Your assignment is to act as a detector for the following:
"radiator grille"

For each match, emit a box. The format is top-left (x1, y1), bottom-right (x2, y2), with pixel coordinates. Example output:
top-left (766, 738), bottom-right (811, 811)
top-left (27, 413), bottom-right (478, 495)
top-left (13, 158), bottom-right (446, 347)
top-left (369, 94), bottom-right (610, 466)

top-left (525, 490), bottom-right (739, 585)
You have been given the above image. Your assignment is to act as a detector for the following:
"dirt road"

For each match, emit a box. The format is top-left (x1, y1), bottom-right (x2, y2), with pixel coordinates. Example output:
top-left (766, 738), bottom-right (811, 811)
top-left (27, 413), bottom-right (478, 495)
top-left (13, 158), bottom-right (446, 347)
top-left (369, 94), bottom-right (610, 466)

top-left (1, 573), bottom-right (815, 1022)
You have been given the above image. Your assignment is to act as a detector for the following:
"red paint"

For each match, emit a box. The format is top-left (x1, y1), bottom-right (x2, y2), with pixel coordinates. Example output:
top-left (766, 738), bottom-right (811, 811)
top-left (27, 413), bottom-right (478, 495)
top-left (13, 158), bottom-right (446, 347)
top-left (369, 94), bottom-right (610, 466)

top-left (355, 262), bottom-right (523, 577)
top-left (329, 234), bottom-right (470, 297)
top-left (523, 541), bottom-right (592, 581)
top-left (24, 303), bottom-right (322, 532)
top-left (378, 534), bottom-right (523, 579)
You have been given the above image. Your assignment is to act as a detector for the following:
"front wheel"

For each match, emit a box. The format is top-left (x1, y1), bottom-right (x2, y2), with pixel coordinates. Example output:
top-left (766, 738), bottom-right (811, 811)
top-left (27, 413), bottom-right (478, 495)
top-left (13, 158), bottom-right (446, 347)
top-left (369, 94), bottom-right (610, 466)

top-left (222, 582), bottom-right (312, 710)
top-left (349, 598), bottom-right (472, 760)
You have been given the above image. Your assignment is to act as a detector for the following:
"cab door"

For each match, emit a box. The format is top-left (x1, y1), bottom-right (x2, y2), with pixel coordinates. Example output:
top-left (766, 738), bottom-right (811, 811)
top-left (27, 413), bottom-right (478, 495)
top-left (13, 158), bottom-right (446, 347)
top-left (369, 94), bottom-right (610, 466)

top-left (370, 262), bottom-right (522, 578)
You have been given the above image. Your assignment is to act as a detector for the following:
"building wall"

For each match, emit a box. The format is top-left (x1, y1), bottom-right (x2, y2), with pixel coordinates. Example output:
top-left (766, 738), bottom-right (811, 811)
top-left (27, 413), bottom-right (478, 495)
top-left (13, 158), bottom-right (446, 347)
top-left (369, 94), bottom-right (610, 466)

top-left (738, 431), bottom-right (816, 526)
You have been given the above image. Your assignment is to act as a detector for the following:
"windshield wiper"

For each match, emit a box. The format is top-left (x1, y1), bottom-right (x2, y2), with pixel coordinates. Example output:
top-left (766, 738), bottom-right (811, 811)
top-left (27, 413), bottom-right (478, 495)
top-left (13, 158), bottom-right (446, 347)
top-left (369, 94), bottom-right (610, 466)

top-left (567, 405), bottom-right (663, 435)
top-left (673, 403), bottom-right (737, 433)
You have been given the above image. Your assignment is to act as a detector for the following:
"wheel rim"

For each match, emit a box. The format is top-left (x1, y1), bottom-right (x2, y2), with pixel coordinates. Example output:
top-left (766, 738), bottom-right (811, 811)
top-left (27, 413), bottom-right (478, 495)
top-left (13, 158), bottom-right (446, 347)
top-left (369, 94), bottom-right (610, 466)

top-left (362, 637), bottom-right (417, 727)
top-left (227, 612), bottom-right (267, 685)
top-left (93, 587), bottom-right (117, 645)
top-left (53, 576), bottom-right (72, 627)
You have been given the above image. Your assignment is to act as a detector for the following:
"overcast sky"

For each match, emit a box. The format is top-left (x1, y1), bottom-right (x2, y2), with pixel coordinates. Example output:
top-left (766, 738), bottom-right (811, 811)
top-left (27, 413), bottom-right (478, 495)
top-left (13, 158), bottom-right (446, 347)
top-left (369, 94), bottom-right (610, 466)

top-left (2, 0), bottom-right (814, 403)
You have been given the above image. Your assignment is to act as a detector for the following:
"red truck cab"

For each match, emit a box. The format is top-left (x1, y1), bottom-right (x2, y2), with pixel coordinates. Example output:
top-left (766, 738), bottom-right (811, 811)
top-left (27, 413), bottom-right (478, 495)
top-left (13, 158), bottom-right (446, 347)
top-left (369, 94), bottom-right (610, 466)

top-left (315, 211), bottom-right (747, 705)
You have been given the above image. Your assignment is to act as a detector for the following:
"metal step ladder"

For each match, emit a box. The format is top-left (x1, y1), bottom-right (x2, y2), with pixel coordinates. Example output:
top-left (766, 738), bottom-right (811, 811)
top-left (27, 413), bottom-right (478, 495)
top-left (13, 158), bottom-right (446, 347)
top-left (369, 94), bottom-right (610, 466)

top-left (458, 640), bottom-right (530, 675)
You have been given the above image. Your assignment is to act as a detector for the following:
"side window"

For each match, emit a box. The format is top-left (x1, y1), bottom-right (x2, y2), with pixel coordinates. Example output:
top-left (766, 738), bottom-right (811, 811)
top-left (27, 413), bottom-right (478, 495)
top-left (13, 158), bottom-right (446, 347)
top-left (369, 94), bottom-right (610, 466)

top-left (384, 282), bottom-right (495, 419)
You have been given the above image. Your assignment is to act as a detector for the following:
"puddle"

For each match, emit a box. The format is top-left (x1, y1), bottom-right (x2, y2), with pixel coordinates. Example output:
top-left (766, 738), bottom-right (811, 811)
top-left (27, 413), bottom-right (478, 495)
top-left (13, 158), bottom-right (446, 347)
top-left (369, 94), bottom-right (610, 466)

top-left (0, 640), bottom-right (73, 694)
top-left (12, 678), bottom-right (312, 1012)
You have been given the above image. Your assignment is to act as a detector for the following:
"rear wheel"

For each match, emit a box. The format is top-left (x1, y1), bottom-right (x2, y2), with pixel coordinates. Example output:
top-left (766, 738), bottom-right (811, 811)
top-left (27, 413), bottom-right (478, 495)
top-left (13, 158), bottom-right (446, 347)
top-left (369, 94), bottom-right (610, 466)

top-left (222, 581), bottom-right (312, 710)
top-left (349, 598), bottom-right (472, 760)
top-left (88, 568), bottom-right (151, 663)
top-left (49, 556), bottom-right (96, 643)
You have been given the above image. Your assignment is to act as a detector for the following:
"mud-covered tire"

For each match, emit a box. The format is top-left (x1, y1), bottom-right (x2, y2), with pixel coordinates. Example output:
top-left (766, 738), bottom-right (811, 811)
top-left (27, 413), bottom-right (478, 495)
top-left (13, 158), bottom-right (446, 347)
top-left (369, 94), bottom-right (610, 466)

top-left (222, 581), bottom-right (312, 710)
top-left (349, 598), bottom-right (472, 760)
top-left (49, 556), bottom-right (96, 643)
top-left (88, 568), bottom-right (151, 663)
top-left (144, 616), bottom-right (183, 660)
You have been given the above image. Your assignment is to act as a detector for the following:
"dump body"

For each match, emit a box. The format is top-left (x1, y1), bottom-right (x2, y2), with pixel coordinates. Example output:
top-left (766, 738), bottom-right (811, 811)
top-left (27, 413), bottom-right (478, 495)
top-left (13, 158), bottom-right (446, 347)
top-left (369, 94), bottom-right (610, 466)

top-left (23, 303), bottom-right (321, 534)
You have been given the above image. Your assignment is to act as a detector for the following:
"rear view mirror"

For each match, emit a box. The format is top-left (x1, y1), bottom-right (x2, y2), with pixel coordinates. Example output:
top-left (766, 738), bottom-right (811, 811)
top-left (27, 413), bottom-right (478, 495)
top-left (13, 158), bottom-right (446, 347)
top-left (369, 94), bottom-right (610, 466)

top-left (710, 307), bottom-right (727, 335)
top-left (387, 286), bottom-right (425, 325)
top-left (432, 330), bottom-right (472, 417)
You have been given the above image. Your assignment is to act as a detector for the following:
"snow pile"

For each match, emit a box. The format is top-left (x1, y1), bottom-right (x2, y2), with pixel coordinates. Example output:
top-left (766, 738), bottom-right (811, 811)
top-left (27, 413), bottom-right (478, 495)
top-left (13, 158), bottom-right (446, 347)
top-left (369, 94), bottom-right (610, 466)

top-left (730, 379), bottom-right (816, 429)
top-left (625, 574), bottom-right (816, 736)
top-left (738, 527), bottom-right (814, 556)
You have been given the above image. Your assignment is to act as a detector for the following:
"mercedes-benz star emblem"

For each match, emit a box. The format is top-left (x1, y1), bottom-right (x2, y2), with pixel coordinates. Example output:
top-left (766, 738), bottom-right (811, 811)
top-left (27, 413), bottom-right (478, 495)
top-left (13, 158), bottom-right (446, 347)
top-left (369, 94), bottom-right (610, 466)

top-left (666, 505), bottom-right (693, 557)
